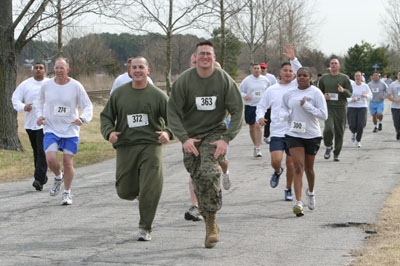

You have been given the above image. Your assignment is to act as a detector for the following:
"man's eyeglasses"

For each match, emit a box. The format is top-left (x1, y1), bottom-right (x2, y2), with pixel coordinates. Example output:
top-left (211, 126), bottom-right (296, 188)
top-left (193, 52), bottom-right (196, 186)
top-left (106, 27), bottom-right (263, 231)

top-left (197, 51), bottom-right (214, 57)
top-left (34, 66), bottom-right (44, 70)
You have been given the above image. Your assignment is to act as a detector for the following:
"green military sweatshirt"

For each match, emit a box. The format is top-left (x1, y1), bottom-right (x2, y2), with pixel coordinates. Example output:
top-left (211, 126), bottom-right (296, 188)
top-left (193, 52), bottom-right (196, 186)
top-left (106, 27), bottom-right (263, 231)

top-left (168, 67), bottom-right (243, 143)
top-left (319, 73), bottom-right (353, 107)
top-left (100, 82), bottom-right (173, 148)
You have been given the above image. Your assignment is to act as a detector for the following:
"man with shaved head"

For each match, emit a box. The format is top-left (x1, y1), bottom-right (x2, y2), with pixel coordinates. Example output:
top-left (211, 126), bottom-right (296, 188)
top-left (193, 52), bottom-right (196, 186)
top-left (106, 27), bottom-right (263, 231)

top-left (318, 58), bottom-right (352, 161)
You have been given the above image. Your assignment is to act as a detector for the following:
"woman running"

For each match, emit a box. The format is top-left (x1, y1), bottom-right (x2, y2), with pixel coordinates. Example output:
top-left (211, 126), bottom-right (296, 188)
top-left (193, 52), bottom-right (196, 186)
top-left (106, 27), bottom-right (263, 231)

top-left (280, 67), bottom-right (328, 216)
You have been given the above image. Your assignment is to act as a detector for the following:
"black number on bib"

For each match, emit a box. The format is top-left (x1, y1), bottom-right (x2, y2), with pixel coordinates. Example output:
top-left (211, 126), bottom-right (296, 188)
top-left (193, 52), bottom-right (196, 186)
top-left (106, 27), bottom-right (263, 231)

top-left (201, 97), bottom-right (212, 106)
top-left (132, 114), bottom-right (142, 123)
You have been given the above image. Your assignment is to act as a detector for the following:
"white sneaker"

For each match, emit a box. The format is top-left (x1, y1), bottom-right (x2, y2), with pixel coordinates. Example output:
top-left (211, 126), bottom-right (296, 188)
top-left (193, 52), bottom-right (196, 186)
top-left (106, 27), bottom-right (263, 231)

top-left (137, 228), bottom-right (151, 241)
top-left (222, 171), bottom-right (231, 190)
top-left (61, 192), bottom-right (72, 205)
top-left (293, 201), bottom-right (304, 217)
top-left (355, 141), bottom-right (362, 148)
top-left (50, 174), bottom-right (64, 196)
top-left (306, 188), bottom-right (315, 210)
top-left (254, 147), bottom-right (262, 157)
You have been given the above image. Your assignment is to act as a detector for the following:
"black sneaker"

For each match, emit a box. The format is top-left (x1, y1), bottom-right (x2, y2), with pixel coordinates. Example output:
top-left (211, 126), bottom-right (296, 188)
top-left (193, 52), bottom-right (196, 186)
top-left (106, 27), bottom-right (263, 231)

top-left (333, 154), bottom-right (340, 162)
top-left (373, 127), bottom-right (378, 133)
top-left (32, 180), bottom-right (43, 191)
top-left (397, 133), bottom-right (400, 141)
top-left (184, 206), bottom-right (202, 221)
top-left (378, 123), bottom-right (382, 131)
top-left (324, 146), bottom-right (333, 159)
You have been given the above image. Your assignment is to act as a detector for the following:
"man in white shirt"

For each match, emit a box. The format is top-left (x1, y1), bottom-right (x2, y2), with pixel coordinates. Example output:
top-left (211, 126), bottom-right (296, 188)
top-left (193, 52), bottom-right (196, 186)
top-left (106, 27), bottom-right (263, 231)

top-left (12, 62), bottom-right (49, 191)
top-left (240, 64), bottom-right (270, 157)
top-left (110, 56), bottom-right (154, 94)
top-left (37, 57), bottom-right (93, 205)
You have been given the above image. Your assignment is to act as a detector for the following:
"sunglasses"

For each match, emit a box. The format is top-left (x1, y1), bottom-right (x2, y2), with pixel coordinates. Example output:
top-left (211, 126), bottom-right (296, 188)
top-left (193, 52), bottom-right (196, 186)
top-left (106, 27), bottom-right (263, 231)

top-left (261, 67), bottom-right (266, 69)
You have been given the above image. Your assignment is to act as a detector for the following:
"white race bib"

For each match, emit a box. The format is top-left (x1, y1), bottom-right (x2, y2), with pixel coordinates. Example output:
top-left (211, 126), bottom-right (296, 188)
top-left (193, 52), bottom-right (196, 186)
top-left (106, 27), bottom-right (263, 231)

top-left (328, 93), bottom-right (338, 101)
top-left (127, 113), bottom-right (149, 128)
top-left (196, 96), bottom-right (217, 111)
top-left (372, 87), bottom-right (379, 93)
top-left (54, 106), bottom-right (71, 116)
top-left (252, 90), bottom-right (262, 99)
top-left (290, 121), bottom-right (306, 133)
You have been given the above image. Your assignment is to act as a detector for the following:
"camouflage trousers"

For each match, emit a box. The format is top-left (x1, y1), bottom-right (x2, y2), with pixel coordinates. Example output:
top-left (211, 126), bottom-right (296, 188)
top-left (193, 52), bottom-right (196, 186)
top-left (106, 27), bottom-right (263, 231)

top-left (183, 126), bottom-right (225, 215)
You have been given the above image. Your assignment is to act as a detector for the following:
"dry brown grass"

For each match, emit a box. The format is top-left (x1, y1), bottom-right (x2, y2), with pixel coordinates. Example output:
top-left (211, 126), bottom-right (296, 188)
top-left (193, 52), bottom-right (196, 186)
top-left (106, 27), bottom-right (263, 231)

top-left (350, 184), bottom-right (400, 265)
top-left (0, 106), bottom-right (115, 183)
top-left (78, 74), bottom-right (115, 91)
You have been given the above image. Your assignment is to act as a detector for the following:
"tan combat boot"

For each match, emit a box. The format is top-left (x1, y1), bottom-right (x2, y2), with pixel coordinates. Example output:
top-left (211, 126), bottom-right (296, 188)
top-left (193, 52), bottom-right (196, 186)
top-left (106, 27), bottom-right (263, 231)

top-left (204, 211), bottom-right (219, 248)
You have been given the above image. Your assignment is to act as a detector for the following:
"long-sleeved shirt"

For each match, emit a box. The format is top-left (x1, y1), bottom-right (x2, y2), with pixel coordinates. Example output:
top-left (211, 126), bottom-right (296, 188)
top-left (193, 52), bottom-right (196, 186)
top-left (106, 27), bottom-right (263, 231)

top-left (240, 75), bottom-right (270, 106)
top-left (110, 72), bottom-right (154, 94)
top-left (368, 80), bottom-right (387, 102)
top-left (168, 67), bottom-right (243, 144)
top-left (280, 85), bottom-right (328, 139)
top-left (101, 82), bottom-right (172, 148)
top-left (37, 78), bottom-right (93, 138)
top-left (387, 80), bottom-right (400, 109)
top-left (12, 77), bottom-right (49, 130)
top-left (255, 57), bottom-right (302, 137)
top-left (347, 82), bottom-right (372, 108)
top-left (319, 73), bottom-right (353, 107)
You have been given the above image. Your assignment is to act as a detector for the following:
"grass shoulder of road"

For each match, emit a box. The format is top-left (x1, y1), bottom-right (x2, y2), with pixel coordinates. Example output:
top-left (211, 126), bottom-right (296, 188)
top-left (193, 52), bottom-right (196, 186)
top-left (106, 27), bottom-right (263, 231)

top-left (351, 183), bottom-right (400, 265)
top-left (0, 106), bottom-right (115, 182)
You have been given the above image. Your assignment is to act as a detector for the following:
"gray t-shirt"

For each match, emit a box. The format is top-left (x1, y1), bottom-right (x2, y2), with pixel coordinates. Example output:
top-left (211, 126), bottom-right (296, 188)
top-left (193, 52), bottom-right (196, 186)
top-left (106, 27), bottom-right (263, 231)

top-left (388, 80), bottom-right (400, 109)
top-left (368, 80), bottom-right (387, 102)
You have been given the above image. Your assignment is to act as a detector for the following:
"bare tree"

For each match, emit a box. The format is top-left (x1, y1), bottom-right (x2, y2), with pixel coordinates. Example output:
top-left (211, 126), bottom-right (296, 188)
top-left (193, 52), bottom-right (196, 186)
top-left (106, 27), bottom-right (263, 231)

top-left (0, 0), bottom-right (106, 151)
top-left (259, 0), bottom-right (282, 63)
top-left (382, 0), bottom-right (400, 51)
top-left (232, 0), bottom-right (265, 65)
top-left (106, 0), bottom-right (210, 94)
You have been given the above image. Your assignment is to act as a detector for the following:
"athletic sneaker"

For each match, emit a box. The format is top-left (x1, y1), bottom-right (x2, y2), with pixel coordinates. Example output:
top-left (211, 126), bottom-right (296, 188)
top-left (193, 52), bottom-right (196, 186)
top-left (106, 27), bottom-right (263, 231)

top-left (351, 133), bottom-right (356, 143)
top-left (270, 167), bottom-right (283, 188)
top-left (397, 133), bottom-right (400, 141)
top-left (333, 154), bottom-right (340, 161)
top-left (32, 180), bottom-right (43, 191)
top-left (264, 137), bottom-right (270, 144)
top-left (50, 174), bottom-right (64, 196)
top-left (284, 188), bottom-right (293, 201)
top-left (61, 192), bottom-right (72, 205)
top-left (137, 228), bottom-right (151, 241)
top-left (184, 205), bottom-right (202, 221)
top-left (373, 127), bottom-right (378, 133)
top-left (293, 201), bottom-right (304, 217)
top-left (355, 141), bottom-right (362, 148)
top-left (254, 147), bottom-right (262, 157)
top-left (378, 123), bottom-right (382, 131)
top-left (306, 188), bottom-right (315, 210)
top-left (222, 171), bottom-right (231, 190)
top-left (324, 146), bottom-right (333, 159)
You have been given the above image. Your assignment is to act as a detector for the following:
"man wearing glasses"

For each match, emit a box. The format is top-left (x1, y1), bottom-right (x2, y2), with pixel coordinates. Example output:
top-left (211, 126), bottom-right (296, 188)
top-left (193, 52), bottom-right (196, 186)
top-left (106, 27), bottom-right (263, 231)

top-left (12, 62), bottom-right (49, 191)
top-left (168, 40), bottom-right (243, 248)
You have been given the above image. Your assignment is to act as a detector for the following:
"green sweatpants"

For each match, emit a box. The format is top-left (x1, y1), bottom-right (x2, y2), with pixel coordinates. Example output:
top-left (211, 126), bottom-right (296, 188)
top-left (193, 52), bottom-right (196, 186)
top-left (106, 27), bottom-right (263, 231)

top-left (116, 144), bottom-right (163, 231)
top-left (183, 126), bottom-right (225, 215)
top-left (323, 105), bottom-right (346, 156)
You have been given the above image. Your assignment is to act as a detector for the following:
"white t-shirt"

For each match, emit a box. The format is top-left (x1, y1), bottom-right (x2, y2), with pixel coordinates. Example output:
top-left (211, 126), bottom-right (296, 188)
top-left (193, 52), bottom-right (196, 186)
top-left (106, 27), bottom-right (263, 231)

top-left (347, 82), bottom-right (372, 108)
top-left (37, 78), bottom-right (93, 138)
top-left (110, 72), bottom-right (154, 94)
top-left (388, 80), bottom-right (400, 109)
top-left (264, 73), bottom-right (277, 87)
top-left (280, 85), bottom-right (328, 139)
top-left (12, 77), bottom-right (49, 130)
top-left (240, 75), bottom-right (270, 106)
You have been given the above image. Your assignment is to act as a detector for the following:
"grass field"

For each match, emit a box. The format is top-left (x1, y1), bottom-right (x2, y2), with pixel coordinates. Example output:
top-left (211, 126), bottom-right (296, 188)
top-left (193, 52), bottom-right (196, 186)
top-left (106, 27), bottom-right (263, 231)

top-left (0, 106), bottom-right (115, 182)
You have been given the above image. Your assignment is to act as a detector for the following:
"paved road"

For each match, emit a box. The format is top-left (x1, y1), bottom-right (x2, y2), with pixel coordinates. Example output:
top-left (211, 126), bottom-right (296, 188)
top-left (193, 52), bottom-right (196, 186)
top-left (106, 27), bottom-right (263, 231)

top-left (1, 108), bottom-right (399, 266)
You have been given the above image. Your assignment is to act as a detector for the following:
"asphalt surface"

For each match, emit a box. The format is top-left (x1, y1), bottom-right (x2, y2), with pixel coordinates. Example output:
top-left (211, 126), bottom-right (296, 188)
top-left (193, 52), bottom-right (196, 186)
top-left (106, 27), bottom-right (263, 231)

top-left (1, 106), bottom-right (399, 266)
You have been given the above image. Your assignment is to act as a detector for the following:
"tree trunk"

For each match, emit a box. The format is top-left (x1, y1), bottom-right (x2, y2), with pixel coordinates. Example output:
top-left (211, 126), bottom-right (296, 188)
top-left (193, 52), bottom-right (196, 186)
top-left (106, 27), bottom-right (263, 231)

top-left (0, 0), bottom-right (24, 151)
top-left (219, 0), bottom-right (225, 68)
top-left (165, 0), bottom-right (173, 96)
top-left (57, 0), bottom-right (63, 57)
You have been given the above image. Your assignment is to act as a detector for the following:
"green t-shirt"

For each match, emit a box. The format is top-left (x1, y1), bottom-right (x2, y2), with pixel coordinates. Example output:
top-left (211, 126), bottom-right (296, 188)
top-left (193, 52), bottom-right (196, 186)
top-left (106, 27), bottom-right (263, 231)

top-left (168, 67), bottom-right (243, 143)
top-left (319, 73), bottom-right (353, 106)
top-left (100, 82), bottom-right (173, 148)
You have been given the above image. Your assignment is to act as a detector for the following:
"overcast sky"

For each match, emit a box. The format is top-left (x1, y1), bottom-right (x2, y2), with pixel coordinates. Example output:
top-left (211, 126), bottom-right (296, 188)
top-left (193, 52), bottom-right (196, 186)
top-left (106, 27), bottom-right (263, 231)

top-left (82, 0), bottom-right (390, 57)
top-left (312, 0), bottom-right (388, 56)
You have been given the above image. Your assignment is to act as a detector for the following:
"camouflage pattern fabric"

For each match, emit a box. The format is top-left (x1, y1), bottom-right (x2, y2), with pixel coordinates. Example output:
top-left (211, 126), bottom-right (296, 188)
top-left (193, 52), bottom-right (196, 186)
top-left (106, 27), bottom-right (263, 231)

top-left (183, 126), bottom-right (225, 214)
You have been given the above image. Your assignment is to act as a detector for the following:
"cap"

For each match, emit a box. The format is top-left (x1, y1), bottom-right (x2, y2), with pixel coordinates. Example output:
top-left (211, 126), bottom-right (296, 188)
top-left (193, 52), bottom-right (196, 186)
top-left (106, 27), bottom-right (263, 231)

top-left (260, 63), bottom-right (267, 68)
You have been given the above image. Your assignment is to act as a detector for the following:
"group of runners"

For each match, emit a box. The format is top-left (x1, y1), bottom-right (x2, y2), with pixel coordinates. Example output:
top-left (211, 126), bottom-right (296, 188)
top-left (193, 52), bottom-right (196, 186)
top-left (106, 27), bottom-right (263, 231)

top-left (12, 40), bottom-right (400, 248)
